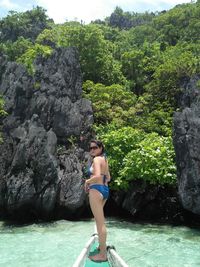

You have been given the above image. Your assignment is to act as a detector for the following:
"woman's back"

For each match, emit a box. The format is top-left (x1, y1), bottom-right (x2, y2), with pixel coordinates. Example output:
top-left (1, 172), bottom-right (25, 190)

top-left (91, 156), bottom-right (110, 185)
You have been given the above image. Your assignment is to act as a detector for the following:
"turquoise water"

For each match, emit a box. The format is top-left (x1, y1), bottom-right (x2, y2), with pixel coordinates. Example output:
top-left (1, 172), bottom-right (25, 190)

top-left (0, 218), bottom-right (200, 267)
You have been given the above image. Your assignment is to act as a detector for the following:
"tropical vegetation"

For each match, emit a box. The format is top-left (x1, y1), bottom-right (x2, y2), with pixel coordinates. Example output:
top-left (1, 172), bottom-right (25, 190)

top-left (0, 1), bottom-right (199, 187)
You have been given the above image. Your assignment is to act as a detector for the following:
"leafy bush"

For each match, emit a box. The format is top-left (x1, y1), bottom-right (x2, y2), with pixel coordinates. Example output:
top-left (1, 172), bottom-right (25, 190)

top-left (0, 37), bottom-right (33, 61)
top-left (83, 80), bottom-right (137, 127)
top-left (17, 44), bottom-right (52, 74)
top-left (98, 127), bottom-right (176, 189)
top-left (99, 127), bottom-right (145, 188)
top-left (119, 133), bottom-right (176, 187)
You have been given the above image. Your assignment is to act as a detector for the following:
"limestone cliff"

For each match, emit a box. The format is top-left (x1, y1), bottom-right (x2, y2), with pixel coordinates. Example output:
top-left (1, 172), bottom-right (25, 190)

top-left (0, 47), bottom-right (93, 220)
top-left (173, 76), bottom-right (200, 215)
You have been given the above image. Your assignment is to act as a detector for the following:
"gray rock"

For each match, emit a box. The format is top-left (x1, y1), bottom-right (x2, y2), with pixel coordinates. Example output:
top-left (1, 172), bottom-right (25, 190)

top-left (0, 47), bottom-right (93, 220)
top-left (173, 76), bottom-right (200, 215)
top-left (4, 115), bottom-right (58, 218)
top-left (110, 179), bottom-right (182, 223)
top-left (58, 149), bottom-right (86, 212)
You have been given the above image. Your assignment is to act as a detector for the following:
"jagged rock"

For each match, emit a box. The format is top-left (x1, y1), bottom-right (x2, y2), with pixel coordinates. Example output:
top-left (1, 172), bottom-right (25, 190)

top-left (111, 180), bottom-right (182, 223)
top-left (57, 148), bottom-right (88, 218)
top-left (173, 76), bottom-right (200, 215)
top-left (1, 115), bottom-right (58, 219)
top-left (0, 47), bottom-right (93, 220)
top-left (1, 48), bottom-right (93, 141)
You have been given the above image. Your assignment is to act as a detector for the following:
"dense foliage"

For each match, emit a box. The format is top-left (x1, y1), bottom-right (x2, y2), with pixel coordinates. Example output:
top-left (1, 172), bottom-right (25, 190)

top-left (98, 128), bottom-right (176, 189)
top-left (0, 1), bottom-right (200, 188)
top-left (83, 80), bottom-right (137, 127)
top-left (36, 23), bottom-right (126, 85)
top-left (0, 6), bottom-right (53, 42)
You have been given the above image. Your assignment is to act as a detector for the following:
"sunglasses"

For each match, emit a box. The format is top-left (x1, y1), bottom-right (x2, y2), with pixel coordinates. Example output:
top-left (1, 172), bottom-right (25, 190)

top-left (90, 146), bottom-right (98, 150)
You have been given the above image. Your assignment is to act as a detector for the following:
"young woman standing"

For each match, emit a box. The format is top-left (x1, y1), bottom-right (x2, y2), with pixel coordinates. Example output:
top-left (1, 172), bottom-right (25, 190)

top-left (85, 140), bottom-right (111, 262)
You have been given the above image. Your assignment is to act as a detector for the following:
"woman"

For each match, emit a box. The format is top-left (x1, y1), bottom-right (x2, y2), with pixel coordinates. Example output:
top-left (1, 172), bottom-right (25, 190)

top-left (85, 140), bottom-right (111, 262)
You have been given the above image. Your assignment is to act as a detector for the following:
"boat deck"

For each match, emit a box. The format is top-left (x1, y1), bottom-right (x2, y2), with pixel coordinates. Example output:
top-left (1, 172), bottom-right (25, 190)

top-left (72, 227), bottom-right (128, 267)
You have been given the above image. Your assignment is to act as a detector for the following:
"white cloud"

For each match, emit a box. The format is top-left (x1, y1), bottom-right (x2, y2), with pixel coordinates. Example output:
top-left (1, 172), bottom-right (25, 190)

top-left (138, 0), bottom-right (194, 9)
top-left (0, 0), bottom-right (20, 9)
top-left (36, 0), bottom-right (110, 23)
top-left (144, 0), bottom-right (192, 4)
top-left (35, 0), bottom-right (193, 23)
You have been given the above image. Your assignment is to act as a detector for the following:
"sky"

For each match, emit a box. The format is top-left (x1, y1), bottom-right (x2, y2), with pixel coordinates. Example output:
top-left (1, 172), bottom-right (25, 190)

top-left (0, 0), bottom-right (194, 24)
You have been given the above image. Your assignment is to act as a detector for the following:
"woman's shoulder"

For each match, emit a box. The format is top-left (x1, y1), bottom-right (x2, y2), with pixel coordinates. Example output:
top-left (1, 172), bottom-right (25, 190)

top-left (93, 156), bottom-right (103, 162)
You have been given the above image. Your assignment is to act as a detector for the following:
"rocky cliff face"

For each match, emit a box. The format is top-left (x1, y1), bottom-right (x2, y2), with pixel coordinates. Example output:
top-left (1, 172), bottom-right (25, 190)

top-left (173, 76), bottom-right (200, 215)
top-left (108, 180), bottom-right (184, 224)
top-left (0, 47), bottom-right (93, 220)
top-left (1, 48), bottom-right (199, 224)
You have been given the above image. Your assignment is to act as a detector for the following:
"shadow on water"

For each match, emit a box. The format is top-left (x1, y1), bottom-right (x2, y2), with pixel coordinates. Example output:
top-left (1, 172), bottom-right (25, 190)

top-left (0, 218), bottom-right (55, 228)
top-left (106, 215), bottom-right (198, 231)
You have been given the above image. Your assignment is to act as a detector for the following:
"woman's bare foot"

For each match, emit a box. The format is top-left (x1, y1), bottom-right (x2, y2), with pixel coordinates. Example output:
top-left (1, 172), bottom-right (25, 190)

top-left (89, 253), bottom-right (107, 262)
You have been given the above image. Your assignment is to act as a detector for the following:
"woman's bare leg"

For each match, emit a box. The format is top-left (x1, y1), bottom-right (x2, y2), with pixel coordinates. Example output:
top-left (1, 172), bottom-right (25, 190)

top-left (89, 189), bottom-right (107, 260)
top-left (97, 198), bottom-right (107, 251)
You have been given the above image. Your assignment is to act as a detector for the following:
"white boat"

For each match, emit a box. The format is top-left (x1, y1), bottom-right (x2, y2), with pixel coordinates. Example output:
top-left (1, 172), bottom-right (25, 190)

top-left (72, 227), bottom-right (129, 267)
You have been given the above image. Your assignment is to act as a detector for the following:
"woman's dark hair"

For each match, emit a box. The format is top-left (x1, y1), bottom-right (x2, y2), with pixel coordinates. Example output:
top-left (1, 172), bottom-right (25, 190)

top-left (90, 139), bottom-right (105, 154)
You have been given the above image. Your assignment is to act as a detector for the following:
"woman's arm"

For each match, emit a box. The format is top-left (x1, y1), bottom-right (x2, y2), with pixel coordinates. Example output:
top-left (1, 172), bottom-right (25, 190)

top-left (107, 170), bottom-right (111, 182)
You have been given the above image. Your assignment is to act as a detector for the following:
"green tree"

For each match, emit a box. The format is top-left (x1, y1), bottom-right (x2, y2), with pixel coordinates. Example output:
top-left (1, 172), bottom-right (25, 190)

top-left (0, 6), bottom-right (53, 42)
top-left (121, 42), bottom-right (162, 95)
top-left (37, 23), bottom-right (126, 85)
top-left (127, 24), bottom-right (157, 46)
top-left (0, 37), bottom-right (33, 61)
top-left (152, 2), bottom-right (199, 44)
top-left (83, 80), bottom-right (137, 127)
top-left (147, 42), bottom-right (200, 108)
top-left (121, 49), bottom-right (145, 95)
top-left (132, 93), bottom-right (173, 136)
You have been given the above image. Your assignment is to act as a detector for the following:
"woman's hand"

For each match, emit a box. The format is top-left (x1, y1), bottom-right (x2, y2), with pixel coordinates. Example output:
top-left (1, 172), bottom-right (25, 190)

top-left (84, 180), bottom-right (90, 193)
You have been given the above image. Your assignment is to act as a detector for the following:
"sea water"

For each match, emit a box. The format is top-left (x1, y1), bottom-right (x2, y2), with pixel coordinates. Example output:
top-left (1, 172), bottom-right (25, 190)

top-left (0, 218), bottom-right (200, 267)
